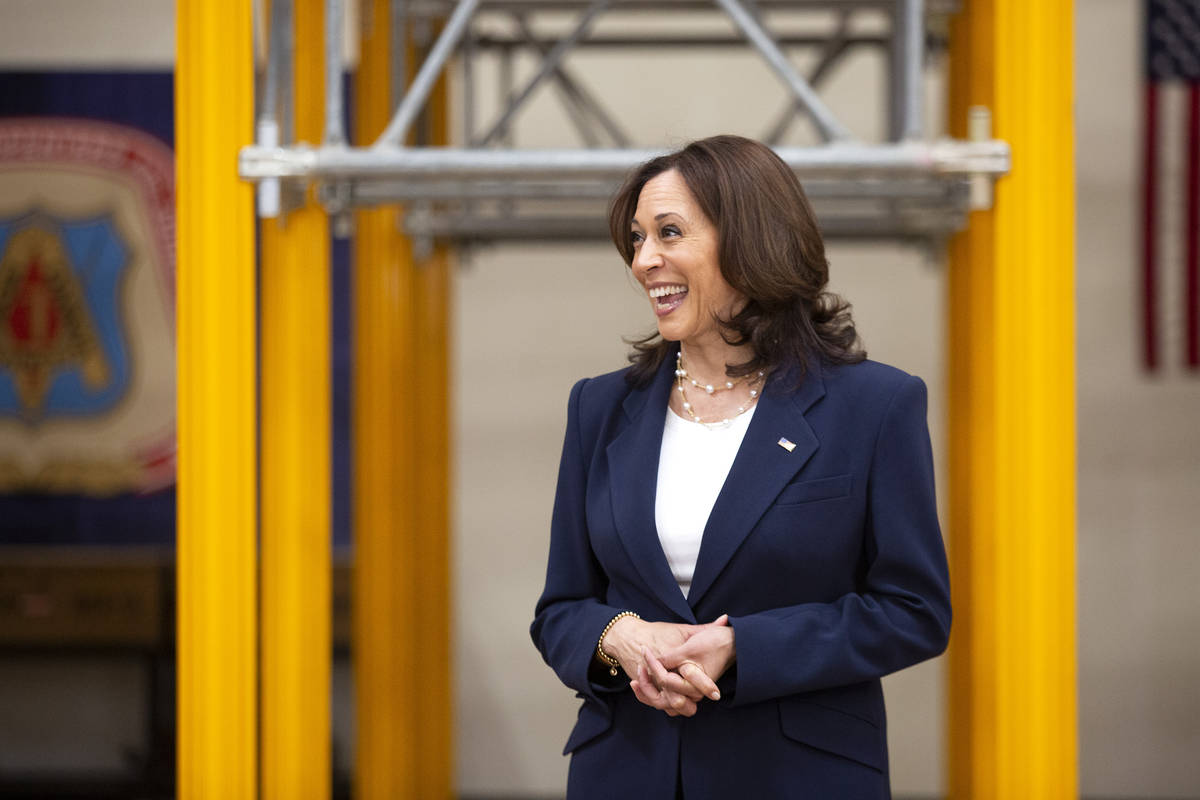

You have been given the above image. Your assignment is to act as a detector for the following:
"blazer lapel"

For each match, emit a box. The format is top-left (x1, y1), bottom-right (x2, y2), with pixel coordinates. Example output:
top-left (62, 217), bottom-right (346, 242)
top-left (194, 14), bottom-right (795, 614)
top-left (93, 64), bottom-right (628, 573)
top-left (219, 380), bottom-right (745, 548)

top-left (605, 351), bottom-right (696, 622)
top-left (686, 366), bottom-right (827, 608)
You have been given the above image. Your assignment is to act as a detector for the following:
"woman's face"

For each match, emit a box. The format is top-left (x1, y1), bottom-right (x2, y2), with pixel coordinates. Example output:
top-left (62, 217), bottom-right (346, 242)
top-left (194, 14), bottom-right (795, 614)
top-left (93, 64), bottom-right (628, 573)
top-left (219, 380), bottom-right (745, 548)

top-left (629, 169), bottom-right (745, 348)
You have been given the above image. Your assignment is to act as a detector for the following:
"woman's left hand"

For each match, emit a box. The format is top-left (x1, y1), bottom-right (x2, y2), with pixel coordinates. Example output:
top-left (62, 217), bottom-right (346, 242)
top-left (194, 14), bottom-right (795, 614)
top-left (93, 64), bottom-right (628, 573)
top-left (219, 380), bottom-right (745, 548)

top-left (655, 619), bottom-right (736, 692)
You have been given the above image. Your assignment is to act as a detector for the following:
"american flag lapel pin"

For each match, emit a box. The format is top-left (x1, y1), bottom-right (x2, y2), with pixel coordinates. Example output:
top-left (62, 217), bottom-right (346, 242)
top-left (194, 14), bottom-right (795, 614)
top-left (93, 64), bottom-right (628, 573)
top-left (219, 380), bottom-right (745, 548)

top-left (777, 437), bottom-right (796, 453)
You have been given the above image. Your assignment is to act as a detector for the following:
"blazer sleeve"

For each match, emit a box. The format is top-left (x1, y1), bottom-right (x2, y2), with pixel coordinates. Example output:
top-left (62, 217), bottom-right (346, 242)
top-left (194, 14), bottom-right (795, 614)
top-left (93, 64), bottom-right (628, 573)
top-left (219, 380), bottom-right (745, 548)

top-left (530, 378), bottom-right (627, 707)
top-left (728, 374), bottom-right (952, 707)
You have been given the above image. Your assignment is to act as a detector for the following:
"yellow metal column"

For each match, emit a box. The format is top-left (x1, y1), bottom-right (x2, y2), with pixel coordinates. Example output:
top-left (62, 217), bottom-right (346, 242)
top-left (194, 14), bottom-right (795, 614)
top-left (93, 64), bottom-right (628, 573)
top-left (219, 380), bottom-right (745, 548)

top-left (352, 1), bottom-right (453, 796)
top-left (947, 1), bottom-right (1077, 797)
top-left (413, 42), bottom-right (456, 800)
top-left (411, 252), bottom-right (454, 798)
top-left (353, 4), bottom-right (417, 795)
top-left (260, 0), bottom-right (332, 795)
top-left (176, 0), bottom-right (257, 797)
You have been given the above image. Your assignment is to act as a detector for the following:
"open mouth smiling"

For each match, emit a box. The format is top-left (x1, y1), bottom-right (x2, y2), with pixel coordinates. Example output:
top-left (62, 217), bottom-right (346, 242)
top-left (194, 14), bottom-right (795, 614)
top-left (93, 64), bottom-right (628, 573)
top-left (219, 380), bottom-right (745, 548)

top-left (649, 284), bottom-right (688, 316)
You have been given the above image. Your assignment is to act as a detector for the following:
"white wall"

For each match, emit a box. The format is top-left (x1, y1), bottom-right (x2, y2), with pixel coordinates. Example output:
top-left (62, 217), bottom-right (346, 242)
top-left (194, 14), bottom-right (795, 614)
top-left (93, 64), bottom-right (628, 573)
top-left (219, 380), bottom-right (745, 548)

top-left (1, 1), bottom-right (1198, 797)
top-left (1074, 1), bottom-right (1200, 795)
top-left (0, 0), bottom-right (175, 68)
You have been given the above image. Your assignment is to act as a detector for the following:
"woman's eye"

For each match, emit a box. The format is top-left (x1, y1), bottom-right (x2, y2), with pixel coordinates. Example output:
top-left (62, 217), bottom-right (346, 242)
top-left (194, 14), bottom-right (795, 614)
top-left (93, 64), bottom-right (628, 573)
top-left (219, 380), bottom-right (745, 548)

top-left (661, 225), bottom-right (681, 238)
top-left (630, 230), bottom-right (644, 246)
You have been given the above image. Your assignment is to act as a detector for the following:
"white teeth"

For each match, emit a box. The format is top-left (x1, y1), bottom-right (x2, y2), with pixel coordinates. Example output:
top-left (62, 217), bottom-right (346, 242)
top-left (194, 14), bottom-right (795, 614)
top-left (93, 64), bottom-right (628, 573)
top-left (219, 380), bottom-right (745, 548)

top-left (649, 285), bottom-right (687, 299)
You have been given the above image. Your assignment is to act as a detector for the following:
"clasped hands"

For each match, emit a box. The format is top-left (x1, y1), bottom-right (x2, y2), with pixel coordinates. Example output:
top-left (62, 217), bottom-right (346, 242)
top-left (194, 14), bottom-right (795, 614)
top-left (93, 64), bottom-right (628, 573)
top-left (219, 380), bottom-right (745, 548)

top-left (602, 614), bottom-right (735, 717)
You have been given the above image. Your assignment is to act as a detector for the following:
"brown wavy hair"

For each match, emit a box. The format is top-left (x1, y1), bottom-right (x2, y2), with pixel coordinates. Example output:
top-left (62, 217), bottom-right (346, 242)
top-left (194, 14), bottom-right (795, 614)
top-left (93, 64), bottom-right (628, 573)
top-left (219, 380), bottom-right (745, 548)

top-left (608, 135), bottom-right (864, 389)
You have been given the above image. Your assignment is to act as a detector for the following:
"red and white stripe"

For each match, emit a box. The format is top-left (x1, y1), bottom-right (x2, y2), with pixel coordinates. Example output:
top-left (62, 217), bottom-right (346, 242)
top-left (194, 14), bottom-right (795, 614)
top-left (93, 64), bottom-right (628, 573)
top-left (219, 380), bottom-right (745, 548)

top-left (1142, 80), bottom-right (1200, 372)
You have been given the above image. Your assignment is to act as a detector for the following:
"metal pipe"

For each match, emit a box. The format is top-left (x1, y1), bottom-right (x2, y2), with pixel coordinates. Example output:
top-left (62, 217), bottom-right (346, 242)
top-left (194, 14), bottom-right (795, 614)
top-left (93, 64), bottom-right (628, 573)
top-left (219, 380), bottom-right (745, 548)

top-left (257, 0), bottom-right (292, 217)
top-left (406, 215), bottom-right (609, 239)
top-left (351, 180), bottom-right (618, 201)
top-left (467, 33), bottom-right (916, 49)
top-left (554, 79), bottom-right (603, 148)
top-left (793, 176), bottom-right (965, 199)
top-left (399, 212), bottom-right (965, 241)
top-left (498, 43), bottom-right (514, 146)
top-left (462, 4), bottom-right (476, 142)
top-left (512, 12), bottom-right (599, 147)
top-left (712, 0), bottom-right (853, 142)
top-left (497, 42), bottom-right (516, 218)
top-left (391, 0), bottom-right (408, 109)
top-left (412, 2), bottom-right (434, 146)
top-left (240, 141), bottom-right (1011, 180)
top-left (473, 0), bottom-right (613, 147)
top-left (763, 12), bottom-right (851, 145)
top-left (899, 0), bottom-right (924, 140)
top-left (401, 0), bottom-right (959, 14)
top-left (511, 14), bottom-right (630, 147)
top-left (279, 0), bottom-right (296, 147)
top-left (325, 0), bottom-right (347, 145)
top-left (260, 0), bottom-right (286, 127)
top-left (887, 3), bottom-right (902, 141)
top-left (373, 0), bottom-right (481, 148)
top-left (346, 175), bottom-right (964, 202)
top-left (513, 8), bottom-right (602, 149)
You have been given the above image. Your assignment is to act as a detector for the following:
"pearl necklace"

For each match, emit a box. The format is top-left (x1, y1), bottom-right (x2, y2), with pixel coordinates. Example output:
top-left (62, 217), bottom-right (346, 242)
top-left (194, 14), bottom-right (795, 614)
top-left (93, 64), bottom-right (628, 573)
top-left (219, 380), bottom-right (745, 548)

top-left (674, 351), bottom-right (763, 428)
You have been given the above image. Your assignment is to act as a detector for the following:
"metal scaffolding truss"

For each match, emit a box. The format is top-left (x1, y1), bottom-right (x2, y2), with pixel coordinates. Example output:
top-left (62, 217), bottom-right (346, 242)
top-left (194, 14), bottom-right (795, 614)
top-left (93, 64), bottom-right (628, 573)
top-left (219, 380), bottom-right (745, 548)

top-left (240, 0), bottom-right (1009, 243)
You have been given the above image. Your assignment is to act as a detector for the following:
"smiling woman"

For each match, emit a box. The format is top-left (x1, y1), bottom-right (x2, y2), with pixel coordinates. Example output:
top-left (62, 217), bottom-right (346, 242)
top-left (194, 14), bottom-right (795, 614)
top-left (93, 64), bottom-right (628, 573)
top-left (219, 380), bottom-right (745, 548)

top-left (609, 135), bottom-right (863, 394)
top-left (630, 170), bottom-right (735, 333)
top-left (531, 135), bottom-right (952, 800)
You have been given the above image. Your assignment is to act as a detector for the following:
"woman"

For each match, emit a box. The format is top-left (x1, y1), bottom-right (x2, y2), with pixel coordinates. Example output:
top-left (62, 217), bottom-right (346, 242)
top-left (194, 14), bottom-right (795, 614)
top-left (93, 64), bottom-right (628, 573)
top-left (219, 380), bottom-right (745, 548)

top-left (530, 135), bottom-right (951, 799)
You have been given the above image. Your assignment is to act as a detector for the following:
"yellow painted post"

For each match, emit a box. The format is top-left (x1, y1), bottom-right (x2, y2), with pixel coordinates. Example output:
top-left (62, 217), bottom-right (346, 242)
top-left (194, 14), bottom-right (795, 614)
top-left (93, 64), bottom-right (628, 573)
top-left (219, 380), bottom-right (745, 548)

top-left (260, 0), bottom-right (332, 794)
top-left (413, 39), bottom-right (456, 799)
top-left (411, 251), bottom-right (454, 798)
top-left (175, 0), bottom-right (257, 797)
top-left (353, 5), bottom-right (415, 796)
top-left (354, 1), bottom-right (419, 797)
top-left (352, 3), bottom-right (455, 796)
top-left (946, 0), bottom-right (1077, 798)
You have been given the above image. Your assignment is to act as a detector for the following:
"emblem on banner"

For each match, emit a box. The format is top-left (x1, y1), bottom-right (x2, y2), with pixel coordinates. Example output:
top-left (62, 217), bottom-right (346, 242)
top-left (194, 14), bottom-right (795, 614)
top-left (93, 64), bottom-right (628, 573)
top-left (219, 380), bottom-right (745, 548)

top-left (0, 118), bottom-right (175, 494)
top-left (0, 213), bottom-right (129, 420)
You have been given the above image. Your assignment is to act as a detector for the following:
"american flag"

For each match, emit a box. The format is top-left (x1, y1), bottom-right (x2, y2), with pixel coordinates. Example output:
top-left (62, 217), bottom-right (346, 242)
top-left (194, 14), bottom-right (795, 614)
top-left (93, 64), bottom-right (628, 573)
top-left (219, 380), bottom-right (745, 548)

top-left (1142, 0), bottom-right (1200, 371)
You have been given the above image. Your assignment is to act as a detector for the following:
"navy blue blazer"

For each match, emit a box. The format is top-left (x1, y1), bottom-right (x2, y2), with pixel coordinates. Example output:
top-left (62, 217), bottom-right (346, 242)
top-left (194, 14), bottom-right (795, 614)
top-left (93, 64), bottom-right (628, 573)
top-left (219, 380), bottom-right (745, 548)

top-left (531, 348), bottom-right (951, 800)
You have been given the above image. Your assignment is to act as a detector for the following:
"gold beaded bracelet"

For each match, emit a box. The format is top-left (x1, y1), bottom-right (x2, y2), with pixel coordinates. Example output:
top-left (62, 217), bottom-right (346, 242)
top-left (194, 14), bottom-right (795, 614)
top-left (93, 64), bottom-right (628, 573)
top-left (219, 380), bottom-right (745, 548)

top-left (596, 611), bottom-right (640, 676)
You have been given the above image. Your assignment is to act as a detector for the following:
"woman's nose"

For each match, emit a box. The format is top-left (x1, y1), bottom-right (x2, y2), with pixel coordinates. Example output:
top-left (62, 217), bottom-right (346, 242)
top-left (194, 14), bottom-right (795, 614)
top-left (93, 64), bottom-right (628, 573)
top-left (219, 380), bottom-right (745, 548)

top-left (632, 239), bottom-right (662, 275)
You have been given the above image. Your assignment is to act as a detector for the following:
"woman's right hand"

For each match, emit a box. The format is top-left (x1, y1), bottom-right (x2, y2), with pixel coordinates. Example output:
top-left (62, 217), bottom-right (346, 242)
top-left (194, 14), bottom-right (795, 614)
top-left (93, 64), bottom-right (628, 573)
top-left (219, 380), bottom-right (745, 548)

top-left (601, 616), bottom-right (691, 679)
top-left (601, 616), bottom-right (724, 716)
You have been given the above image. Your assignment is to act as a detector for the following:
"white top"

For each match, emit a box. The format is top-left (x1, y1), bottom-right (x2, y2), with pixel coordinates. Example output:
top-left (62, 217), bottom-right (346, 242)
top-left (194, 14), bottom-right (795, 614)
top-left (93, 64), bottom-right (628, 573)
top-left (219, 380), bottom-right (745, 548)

top-left (654, 404), bottom-right (756, 598)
